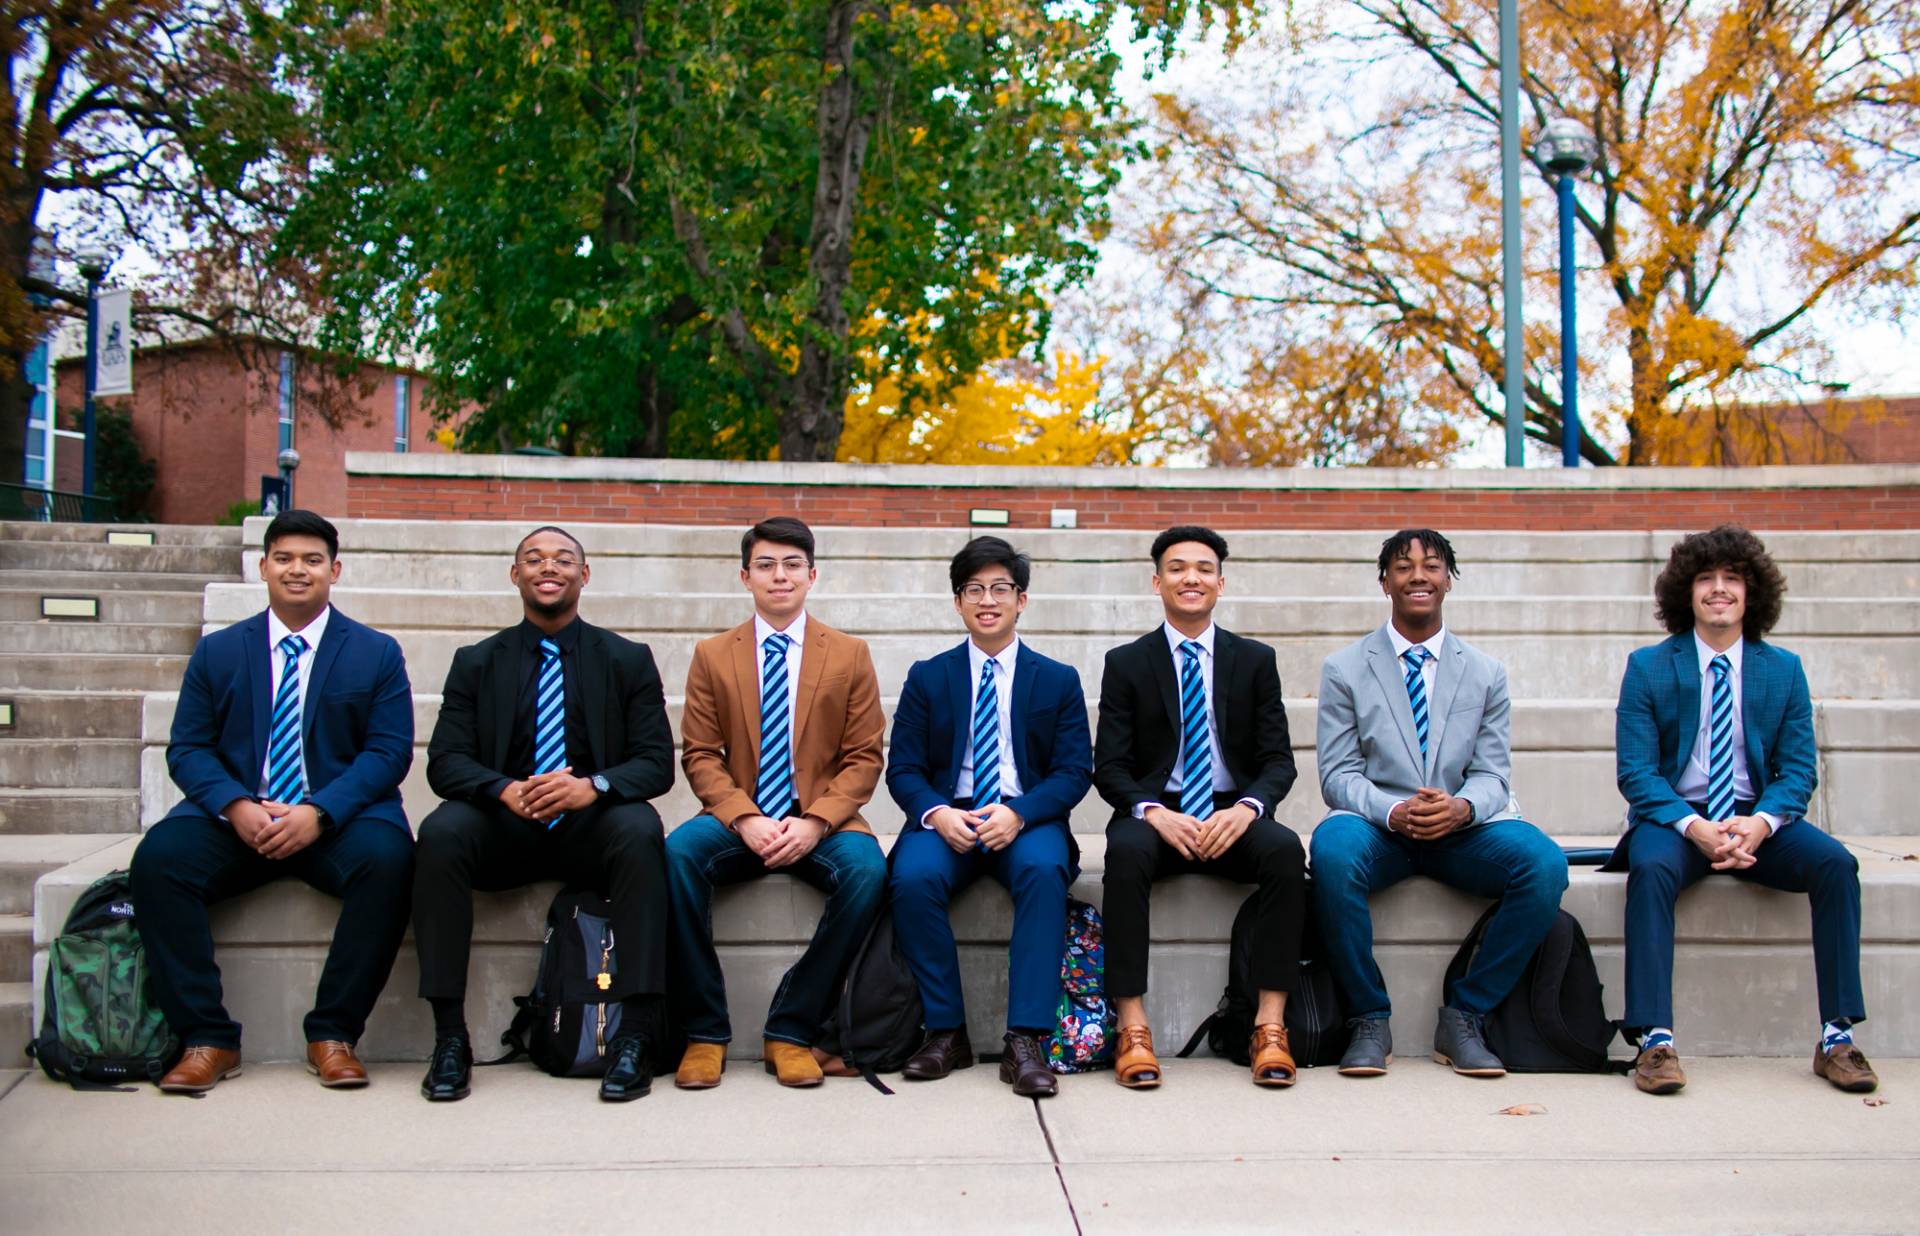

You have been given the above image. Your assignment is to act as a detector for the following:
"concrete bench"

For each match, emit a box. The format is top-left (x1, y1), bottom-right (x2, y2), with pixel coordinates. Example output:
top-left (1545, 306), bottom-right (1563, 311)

top-left (34, 835), bottom-right (1920, 1066)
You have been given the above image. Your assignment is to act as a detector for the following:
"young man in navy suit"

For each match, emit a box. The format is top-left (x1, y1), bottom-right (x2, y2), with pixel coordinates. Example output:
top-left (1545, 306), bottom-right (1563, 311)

top-left (886, 536), bottom-right (1094, 1098)
top-left (1613, 525), bottom-right (1876, 1095)
top-left (132, 510), bottom-right (415, 1093)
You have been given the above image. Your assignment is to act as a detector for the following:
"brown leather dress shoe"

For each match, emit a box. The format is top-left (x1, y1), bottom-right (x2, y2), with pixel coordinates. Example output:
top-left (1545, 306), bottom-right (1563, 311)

top-left (1249, 1023), bottom-right (1297, 1087)
top-left (1814, 1043), bottom-right (1879, 1093)
top-left (158, 1045), bottom-right (242, 1094)
top-left (1633, 1044), bottom-right (1687, 1095)
top-left (1114, 1024), bottom-right (1161, 1089)
top-left (999, 1033), bottom-right (1058, 1098)
top-left (903, 1028), bottom-right (975, 1081)
top-left (306, 1040), bottom-right (369, 1089)
top-left (675, 1042), bottom-right (727, 1090)
top-left (763, 1039), bottom-right (825, 1088)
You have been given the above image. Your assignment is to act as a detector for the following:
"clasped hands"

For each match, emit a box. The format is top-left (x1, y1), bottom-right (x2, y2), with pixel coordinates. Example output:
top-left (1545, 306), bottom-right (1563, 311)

top-left (1686, 814), bottom-right (1772, 870)
top-left (1388, 788), bottom-right (1472, 840)
top-left (927, 803), bottom-right (1025, 854)
top-left (499, 766), bottom-right (600, 825)
top-left (1145, 801), bottom-right (1256, 861)
top-left (224, 797), bottom-right (322, 860)
top-left (738, 812), bottom-right (831, 868)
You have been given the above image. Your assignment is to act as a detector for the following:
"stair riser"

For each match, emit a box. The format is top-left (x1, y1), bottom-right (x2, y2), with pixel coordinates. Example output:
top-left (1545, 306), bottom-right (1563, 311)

top-left (0, 695), bottom-right (142, 740)
top-left (0, 591), bottom-right (205, 625)
top-left (0, 795), bottom-right (138, 835)
top-left (0, 521), bottom-right (242, 547)
top-left (4, 625), bottom-right (199, 656)
top-left (0, 743), bottom-right (142, 790)
top-left (0, 656), bottom-right (189, 692)
top-left (0, 542), bottom-right (242, 575)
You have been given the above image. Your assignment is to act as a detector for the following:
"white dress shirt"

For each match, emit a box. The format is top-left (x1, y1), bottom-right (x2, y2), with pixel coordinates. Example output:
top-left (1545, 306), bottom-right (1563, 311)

top-left (256, 605), bottom-right (331, 799)
top-left (1673, 633), bottom-right (1783, 834)
top-left (1134, 621), bottom-right (1264, 819)
top-left (753, 610), bottom-right (807, 742)
top-left (1384, 624), bottom-right (1446, 824)
top-left (922, 637), bottom-right (1026, 826)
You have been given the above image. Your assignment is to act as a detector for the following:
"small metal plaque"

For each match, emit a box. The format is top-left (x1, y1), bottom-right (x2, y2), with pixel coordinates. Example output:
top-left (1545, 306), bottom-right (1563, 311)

top-left (105, 531), bottom-right (156, 546)
top-left (968, 508), bottom-right (1010, 527)
top-left (41, 596), bottom-right (100, 620)
top-left (0, 700), bottom-right (12, 730)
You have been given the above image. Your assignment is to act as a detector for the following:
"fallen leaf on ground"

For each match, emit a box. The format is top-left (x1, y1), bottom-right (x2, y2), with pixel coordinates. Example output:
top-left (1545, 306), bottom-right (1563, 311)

top-left (1495, 1103), bottom-right (1548, 1116)
top-left (1865, 1097), bottom-right (1890, 1107)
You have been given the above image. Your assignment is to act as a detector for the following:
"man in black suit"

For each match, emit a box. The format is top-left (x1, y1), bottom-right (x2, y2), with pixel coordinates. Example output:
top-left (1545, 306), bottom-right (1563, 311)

top-left (412, 526), bottom-right (676, 1103)
top-left (1095, 525), bottom-right (1305, 1090)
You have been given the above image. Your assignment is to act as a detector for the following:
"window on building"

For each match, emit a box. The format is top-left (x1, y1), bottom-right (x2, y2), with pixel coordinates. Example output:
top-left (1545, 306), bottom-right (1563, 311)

top-left (23, 340), bottom-right (49, 488)
top-left (394, 374), bottom-right (410, 452)
top-left (277, 351), bottom-right (295, 451)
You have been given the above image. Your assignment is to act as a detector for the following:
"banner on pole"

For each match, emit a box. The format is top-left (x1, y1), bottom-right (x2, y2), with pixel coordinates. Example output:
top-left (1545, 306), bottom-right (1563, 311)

top-left (94, 289), bottom-right (133, 396)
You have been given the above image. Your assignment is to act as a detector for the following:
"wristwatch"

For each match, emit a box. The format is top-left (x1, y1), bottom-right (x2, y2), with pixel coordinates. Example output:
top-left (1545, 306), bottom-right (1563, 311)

top-left (312, 804), bottom-right (335, 833)
top-left (590, 774), bottom-right (611, 796)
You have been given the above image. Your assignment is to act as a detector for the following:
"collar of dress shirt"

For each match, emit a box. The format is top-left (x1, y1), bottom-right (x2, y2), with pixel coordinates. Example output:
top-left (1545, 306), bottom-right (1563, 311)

top-left (1386, 622), bottom-right (1446, 661)
top-left (1692, 630), bottom-right (1744, 677)
top-left (268, 604), bottom-right (331, 652)
top-left (516, 614), bottom-right (581, 655)
top-left (755, 609), bottom-right (807, 651)
top-left (1161, 620), bottom-right (1216, 659)
top-left (968, 634), bottom-right (1020, 680)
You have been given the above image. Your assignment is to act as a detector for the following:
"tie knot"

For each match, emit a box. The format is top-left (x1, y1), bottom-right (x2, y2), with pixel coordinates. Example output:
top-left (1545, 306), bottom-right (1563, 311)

top-left (1710, 653), bottom-right (1730, 680)
top-left (764, 632), bottom-right (790, 656)
top-left (279, 633), bottom-right (307, 658)
top-left (980, 658), bottom-right (996, 681)
top-left (1180, 639), bottom-right (1203, 661)
top-left (1403, 646), bottom-right (1430, 668)
top-left (540, 638), bottom-right (560, 659)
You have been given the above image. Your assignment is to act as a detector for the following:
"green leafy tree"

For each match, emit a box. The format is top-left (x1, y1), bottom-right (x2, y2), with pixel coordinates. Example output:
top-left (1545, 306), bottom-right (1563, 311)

top-left (270, 0), bottom-right (1249, 460)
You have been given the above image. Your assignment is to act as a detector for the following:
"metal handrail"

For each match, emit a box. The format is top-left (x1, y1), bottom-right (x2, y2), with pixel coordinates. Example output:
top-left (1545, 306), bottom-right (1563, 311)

top-left (0, 482), bottom-right (119, 523)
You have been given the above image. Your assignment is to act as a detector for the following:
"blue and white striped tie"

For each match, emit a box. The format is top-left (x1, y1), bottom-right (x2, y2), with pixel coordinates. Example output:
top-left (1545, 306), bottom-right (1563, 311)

top-left (1403, 646), bottom-right (1432, 763)
top-left (534, 638), bottom-right (567, 828)
top-left (1177, 640), bottom-right (1214, 820)
top-left (265, 634), bottom-right (308, 805)
top-left (1705, 654), bottom-right (1736, 822)
top-left (972, 658), bottom-right (1002, 809)
top-left (754, 633), bottom-right (794, 819)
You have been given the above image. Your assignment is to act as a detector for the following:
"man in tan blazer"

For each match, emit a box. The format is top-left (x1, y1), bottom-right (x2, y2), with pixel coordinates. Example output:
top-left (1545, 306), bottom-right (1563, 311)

top-left (666, 516), bottom-right (888, 1088)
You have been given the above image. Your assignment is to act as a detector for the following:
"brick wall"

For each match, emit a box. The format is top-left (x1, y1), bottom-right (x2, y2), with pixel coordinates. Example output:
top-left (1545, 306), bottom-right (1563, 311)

top-left (345, 456), bottom-right (1920, 531)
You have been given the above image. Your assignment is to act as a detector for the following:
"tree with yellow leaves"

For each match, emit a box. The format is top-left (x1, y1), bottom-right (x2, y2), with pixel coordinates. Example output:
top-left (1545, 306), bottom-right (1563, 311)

top-left (1121, 0), bottom-right (1920, 465)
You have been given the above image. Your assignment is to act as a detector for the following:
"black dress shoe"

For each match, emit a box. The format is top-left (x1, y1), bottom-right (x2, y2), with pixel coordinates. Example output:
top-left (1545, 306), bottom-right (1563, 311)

top-left (421, 1035), bottom-right (472, 1102)
top-left (999, 1033), bottom-right (1059, 1098)
top-left (599, 1035), bottom-right (654, 1102)
top-left (902, 1028), bottom-right (975, 1080)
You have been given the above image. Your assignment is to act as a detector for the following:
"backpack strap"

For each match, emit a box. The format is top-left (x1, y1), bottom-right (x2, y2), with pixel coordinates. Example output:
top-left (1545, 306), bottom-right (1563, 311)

top-left (478, 998), bottom-right (536, 1067)
top-left (1176, 1013), bottom-right (1220, 1059)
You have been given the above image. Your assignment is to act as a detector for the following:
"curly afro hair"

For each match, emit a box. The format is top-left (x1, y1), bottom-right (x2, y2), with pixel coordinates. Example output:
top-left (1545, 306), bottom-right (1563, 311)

top-left (1652, 525), bottom-right (1787, 640)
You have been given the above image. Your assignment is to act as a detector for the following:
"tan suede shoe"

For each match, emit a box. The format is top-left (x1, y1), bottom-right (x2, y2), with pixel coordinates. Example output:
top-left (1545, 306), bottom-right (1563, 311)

top-left (674, 1042), bottom-right (727, 1090)
top-left (1249, 1023), bottom-right (1297, 1088)
top-left (158, 1045), bottom-right (242, 1094)
top-left (763, 1039), bottom-right (824, 1088)
top-left (1114, 1024), bottom-right (1161, 1089)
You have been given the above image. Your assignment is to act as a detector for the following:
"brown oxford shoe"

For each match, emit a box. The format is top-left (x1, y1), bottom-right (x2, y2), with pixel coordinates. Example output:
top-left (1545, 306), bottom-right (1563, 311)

top-left (306, 1040), bottom-right (369, 1089)
top-left (1114, 1024), bottom-right (1161, 1089)
top-left (999, 1033), bottom-right (1058, 1098)
top-left (903, 1028), bottom-right (975, 1081)
top-left (158, 1045), bottom-right (242, 1094)
top-left (1249, 1023), bottom-right (1297, 1088)
top-left (1633, 1044), bottom-right (1687, 1095)
top-left (1814, 1043), bottom-right (1879, 1093)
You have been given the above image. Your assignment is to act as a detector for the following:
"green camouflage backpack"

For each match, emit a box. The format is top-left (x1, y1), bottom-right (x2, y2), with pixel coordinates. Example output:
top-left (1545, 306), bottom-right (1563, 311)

top-left (26, 870), bottom-right (180, 1088)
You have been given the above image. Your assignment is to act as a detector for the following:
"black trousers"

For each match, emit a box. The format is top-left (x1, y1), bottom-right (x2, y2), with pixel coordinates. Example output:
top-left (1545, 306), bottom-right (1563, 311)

top-left (130, 813), bottom-right (415, 1049)
top-left (1102, 797), bottom-right (1306, 997)
top-left (412, 799), bottom-right (667, 1002)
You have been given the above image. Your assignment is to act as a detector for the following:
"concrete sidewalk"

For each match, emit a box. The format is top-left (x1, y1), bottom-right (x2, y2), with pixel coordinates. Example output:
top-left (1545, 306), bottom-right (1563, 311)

top-left (1, 1057), bottom-right (1914, 1233)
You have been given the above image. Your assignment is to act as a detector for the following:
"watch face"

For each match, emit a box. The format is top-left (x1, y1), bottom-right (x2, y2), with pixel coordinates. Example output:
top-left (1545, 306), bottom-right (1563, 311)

top-left (592, 775), bottom-right (610, 793)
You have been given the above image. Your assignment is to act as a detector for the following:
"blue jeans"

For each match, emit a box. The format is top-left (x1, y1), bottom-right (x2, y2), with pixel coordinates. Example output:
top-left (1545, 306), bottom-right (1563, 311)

top-left (1309, 814), bottom-right (1568, 1018)
top-left (889, 821), bottom-right (1072, 1034)
top-left (664, 815), bottom-right (886, 1046)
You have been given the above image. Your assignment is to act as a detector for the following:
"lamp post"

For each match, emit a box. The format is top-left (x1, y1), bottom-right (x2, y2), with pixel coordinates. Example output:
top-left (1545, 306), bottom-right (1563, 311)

top-left (277, 447), bottom-right (301, 510)
top-left (1534, 118), bottom-right (1598, 468)
top-left (75, 246), bottom-right (113, 496)
top-left (1498, 0), bottom-right (1524, 466)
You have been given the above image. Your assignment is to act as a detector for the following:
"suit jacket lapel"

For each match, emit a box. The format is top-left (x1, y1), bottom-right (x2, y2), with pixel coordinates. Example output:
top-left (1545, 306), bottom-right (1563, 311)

top-left (1423, 637), bottom-right (1467, 779)
top-left (303, 611), bottom-right (346, 743)
top-left (1366, 626), bottom-right (1424, 774)
top-left (487, 637), bottom-right (517, 771)
top-left (578, 621), bottom-right (609, 770)
top-left (1011, 640), bottom-right (1039, 785)
top-left (945, 643), bottom-right (971, 778)
top-left (1210, 629), bottom-right (1238, 774)
top-left (243, 613), bottom-right (271, 784)
top-left (728, 622), bottom-right (759, 771)
top-left (790, 623), bottom-right (829, 753)
top-left (1741, 639), bottom-right (1769, 792)
top-left (1145, 630), bottom-right (1181, 740)
top-left (1670, 636), bottom-right (1700, 778)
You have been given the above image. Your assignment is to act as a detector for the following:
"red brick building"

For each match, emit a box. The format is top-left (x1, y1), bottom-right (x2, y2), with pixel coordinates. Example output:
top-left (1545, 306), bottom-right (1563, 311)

top-left (1680, 395), bottom-right (1920, 465)
top-left (55, 338), bottom-right (452, 525)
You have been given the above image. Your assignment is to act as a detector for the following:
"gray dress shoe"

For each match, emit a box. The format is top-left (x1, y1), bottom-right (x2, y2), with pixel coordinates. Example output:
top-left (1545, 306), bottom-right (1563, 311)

top-left (1432, 1007), bottom-right (1506, 1077)
top-left (1338, 1017), bottom-right (1393, 1076)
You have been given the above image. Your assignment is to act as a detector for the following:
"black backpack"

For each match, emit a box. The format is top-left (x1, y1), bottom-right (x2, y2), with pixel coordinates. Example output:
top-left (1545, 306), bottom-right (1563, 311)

top-left (487, 889), bottom-right (679, 1078)
top-left (814, 908), bottom-right (924, 1094)
top-left (1178, 886), bottom-right (1350, 1068)
top-left (1443, 904), bottom-right (1628, 1074)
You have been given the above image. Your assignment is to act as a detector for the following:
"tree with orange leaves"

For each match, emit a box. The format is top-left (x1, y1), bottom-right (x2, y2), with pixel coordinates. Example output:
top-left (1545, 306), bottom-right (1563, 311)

top-left (1119, 0), bottom-right (1920, 465)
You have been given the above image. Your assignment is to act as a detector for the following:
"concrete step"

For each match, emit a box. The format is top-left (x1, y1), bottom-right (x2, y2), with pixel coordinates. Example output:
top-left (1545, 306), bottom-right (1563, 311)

top-left (0, 653), bottom-right (190, 692)
top-left (0, 981), bottom-right (27, 1067)
top-left (1, 834), bottom-right (136, 915)
top-left (0, 568), bottom-right (233, 593)
top-left (0, 521), bottom-right (242, 547)
top-left (32, 835), bottom-right (1920, 1064)
top-left (0, 588), bottom-right (206, 625)
top-left (0, 914), bottom-right (28, 982)
top-left (0, 692), bottom-right (143, 740)
top-left (0, 790), bottom-right (138, 835)
top-left (3, 623), bottom-right (200, 657)
top-left (0, 739), bottom-right (142, 790)
top-left (0, 541), bottom-right (242, 576)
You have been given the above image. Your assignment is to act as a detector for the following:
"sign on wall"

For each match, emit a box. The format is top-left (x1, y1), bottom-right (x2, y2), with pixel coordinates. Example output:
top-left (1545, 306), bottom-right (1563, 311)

top-left (94, 288), bottom-right (133, 396)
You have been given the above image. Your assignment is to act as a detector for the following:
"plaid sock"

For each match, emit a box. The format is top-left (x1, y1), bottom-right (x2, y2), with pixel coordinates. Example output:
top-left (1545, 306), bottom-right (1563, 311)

top-left (1822, 1020), bottom-right (1853, 1051)
top-left (1641, 1027), bottom-right (1674, 1052)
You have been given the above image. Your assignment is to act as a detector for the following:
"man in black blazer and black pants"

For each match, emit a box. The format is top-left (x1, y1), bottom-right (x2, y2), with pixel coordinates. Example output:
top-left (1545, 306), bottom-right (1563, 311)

top-left (1095, 526), bottom-right (1305, 1090)
top-left (412, 526), bottom-right (675, 1104)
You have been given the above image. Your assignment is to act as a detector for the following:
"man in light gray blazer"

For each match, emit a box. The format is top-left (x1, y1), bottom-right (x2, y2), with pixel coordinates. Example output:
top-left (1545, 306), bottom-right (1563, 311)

top-left (1310, 529), bottom-right (1567, 1078)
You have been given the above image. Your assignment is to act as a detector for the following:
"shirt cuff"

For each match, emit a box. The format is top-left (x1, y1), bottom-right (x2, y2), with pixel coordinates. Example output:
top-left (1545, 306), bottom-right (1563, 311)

top-left (1132, 800), bottom-right (1164, 820)
top-left (1756, 811), bottom-right (1783, 834)
top-left (1235, 796), bottom-right (1264, 818)
top-left (920, 805), bottom-right (945, 829)
top-left (1383, 798), bottom-right (1408, 830)
top-left (1674, 813), bottom-right (1705, 836)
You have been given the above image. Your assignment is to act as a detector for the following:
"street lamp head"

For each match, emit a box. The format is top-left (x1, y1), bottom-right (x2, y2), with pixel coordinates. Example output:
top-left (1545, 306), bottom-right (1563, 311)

top-left (1535, 117), bottom-right (1598, 176)
top-left (75, 246), bottom-right (114, 281)
top-left (277, 448), bottom-right (302, 473)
